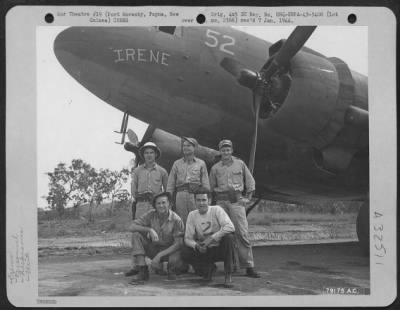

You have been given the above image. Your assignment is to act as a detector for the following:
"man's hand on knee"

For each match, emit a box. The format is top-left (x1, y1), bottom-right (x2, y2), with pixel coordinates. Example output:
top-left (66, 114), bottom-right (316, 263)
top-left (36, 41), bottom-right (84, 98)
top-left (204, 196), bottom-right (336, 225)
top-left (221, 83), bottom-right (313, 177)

top-left (195, 243), bottom-right (207, 254)
top-left (148, 228), bottom-right (160, 242)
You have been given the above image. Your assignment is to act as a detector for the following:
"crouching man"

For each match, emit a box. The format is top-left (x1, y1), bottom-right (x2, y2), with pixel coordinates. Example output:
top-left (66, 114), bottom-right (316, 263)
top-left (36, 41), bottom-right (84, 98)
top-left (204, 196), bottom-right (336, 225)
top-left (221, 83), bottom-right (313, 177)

top-left (182, 187), bottom-right (236, 288)
top-left (127, 192), bottom-right (187, 285)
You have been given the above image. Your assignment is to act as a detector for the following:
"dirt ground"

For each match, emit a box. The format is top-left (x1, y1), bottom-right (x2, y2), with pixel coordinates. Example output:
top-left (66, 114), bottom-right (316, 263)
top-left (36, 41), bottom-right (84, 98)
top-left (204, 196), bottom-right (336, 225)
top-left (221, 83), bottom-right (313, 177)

top-left (39, 242), bottom-right (369, 296)
top-left (38, 205), bottom-right (364, 298)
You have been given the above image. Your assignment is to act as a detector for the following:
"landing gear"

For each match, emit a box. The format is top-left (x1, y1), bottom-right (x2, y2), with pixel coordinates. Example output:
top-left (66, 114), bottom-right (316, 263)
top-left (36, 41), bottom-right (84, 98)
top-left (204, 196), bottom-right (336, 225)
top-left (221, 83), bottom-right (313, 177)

top-left (356, 200), bottom-right (370, 254)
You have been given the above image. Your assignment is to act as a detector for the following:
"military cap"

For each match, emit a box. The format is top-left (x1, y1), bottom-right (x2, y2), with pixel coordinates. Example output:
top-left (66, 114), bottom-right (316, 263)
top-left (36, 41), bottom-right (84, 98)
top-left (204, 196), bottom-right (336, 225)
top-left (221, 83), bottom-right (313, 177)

top-left (182, 136), bottom-right (198, 147)
top-left (152, 191), bottom-right (172, 208)
top-left (218, 139), bottom-right (233, 149)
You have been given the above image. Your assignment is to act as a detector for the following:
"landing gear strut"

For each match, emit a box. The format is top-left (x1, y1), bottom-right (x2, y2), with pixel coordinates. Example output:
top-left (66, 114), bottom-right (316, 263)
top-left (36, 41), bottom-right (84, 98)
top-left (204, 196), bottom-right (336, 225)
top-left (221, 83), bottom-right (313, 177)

top-left (356, 200), bottom-right (370, 254)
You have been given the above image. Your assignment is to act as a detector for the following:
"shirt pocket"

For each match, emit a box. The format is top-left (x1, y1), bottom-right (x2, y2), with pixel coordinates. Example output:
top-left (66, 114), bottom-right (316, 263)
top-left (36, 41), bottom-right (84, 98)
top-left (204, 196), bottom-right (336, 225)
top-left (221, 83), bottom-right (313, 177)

top-left (231, 169), bottom-right (243, 185)
top-left (151, 172), bottom-right (162, 185)
top-left (187, 165), bottom-right (201, 181)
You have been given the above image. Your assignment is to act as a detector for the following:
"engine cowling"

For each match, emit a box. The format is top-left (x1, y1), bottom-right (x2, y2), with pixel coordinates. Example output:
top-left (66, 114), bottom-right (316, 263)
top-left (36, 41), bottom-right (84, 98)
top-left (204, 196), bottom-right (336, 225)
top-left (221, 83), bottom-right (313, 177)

top-left (265, 49), bottom-right (368, 173)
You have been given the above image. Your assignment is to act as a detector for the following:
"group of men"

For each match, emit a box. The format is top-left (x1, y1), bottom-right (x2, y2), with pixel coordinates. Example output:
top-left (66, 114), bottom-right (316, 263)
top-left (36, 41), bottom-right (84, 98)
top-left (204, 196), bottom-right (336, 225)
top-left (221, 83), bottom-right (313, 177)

top-left (125, 137), bottom-right (260, 288)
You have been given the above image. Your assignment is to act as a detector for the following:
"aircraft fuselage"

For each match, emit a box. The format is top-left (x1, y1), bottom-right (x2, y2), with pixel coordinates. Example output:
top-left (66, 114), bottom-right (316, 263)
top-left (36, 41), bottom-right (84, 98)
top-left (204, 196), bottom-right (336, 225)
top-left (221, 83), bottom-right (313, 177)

top-left (54, 26), bottom-right (369, 196)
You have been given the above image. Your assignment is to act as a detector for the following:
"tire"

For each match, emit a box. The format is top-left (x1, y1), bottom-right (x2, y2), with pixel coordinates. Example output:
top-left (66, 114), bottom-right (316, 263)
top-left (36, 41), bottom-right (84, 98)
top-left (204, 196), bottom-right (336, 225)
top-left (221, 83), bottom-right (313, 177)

top-left (356, 201), bottom-right (370, 254)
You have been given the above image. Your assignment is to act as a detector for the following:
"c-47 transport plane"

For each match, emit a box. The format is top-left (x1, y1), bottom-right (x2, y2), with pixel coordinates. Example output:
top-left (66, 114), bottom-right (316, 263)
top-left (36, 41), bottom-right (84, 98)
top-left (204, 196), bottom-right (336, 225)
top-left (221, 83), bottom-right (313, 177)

top-left (54, 26), bottom-right (369, 250)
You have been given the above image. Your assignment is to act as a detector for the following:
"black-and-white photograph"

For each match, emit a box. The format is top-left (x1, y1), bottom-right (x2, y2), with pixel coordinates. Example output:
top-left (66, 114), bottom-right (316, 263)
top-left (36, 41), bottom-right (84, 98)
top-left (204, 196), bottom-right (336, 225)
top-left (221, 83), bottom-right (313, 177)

top-left (35, 25), bottom-right (372, 297)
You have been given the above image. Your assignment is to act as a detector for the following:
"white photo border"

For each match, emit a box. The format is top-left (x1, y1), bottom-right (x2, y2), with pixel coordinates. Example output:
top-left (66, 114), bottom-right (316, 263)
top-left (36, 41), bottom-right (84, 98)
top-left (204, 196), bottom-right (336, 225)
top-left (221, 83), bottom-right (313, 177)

top-left (5, 5), bottom-right (397, 307)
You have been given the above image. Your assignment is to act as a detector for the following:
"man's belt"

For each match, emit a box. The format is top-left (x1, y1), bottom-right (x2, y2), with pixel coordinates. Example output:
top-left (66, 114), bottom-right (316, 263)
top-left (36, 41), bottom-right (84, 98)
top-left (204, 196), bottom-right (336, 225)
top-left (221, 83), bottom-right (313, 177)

top-left (135, 192), bottom-right (154, 202)
top-left (176, 183), bottom-right (200, 193)
top-left (215, 191), bottom-right (242, 203)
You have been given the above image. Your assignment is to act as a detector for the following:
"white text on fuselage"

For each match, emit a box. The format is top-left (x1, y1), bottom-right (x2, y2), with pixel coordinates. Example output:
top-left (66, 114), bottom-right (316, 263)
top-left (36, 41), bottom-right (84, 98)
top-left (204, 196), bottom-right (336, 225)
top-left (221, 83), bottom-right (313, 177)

top-left (113, 49), bottom-right (170, 66)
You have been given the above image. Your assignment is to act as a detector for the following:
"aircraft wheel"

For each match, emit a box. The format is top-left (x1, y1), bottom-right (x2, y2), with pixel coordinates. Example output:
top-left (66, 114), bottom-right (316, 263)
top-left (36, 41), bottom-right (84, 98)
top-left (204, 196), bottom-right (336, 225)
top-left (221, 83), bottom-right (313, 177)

top-left (356, 200), bottom-right (370, 254)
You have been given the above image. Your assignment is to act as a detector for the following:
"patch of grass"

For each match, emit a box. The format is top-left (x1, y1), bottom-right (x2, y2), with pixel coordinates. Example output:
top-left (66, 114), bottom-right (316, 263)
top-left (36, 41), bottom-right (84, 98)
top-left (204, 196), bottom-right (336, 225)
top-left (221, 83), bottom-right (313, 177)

top-left (56, 229), bottom-right (67, 237)
top-left (38, 208), bottom-right (133, 238)
top-left (39, 200), bottom-right (361, 238)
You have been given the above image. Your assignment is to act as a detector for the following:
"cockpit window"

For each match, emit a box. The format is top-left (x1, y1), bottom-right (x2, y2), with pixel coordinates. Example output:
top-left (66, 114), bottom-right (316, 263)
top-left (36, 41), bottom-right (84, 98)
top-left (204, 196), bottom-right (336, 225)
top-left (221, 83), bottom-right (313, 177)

top-left (156, 26), bottom-right (183, 38)
top-left (158, 26), bottom-right (176, 35)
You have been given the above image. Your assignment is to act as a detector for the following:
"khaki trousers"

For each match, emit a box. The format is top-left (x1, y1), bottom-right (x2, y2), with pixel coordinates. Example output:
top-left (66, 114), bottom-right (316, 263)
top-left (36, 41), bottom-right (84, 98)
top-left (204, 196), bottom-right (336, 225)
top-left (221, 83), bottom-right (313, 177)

top-left (175, 191), bottom-right (196, 225)
top-left (130, 201), bottom-right (153, 269)
top-left (131, 232), bottom-right (187, 273)
top-left (217, 200), bottom-right (255, 268)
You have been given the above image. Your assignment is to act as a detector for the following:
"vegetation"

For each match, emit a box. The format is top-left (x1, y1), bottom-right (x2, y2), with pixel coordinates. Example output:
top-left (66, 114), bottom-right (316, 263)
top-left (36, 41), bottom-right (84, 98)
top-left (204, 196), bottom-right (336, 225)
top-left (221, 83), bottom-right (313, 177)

top-left (43, 159), bottom-right (131, 222)
top-left (38, 198), bottom-right (360, 239)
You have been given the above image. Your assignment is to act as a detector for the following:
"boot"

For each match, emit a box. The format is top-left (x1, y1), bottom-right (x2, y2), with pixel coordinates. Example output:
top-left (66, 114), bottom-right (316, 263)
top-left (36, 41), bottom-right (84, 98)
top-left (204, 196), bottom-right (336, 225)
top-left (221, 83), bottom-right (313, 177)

top-left (246, 267), bottom-right (261, 278)
top-left (124, 267), bottom-right (139, 277)
top-left (129, 266), bottom-right (149, 285)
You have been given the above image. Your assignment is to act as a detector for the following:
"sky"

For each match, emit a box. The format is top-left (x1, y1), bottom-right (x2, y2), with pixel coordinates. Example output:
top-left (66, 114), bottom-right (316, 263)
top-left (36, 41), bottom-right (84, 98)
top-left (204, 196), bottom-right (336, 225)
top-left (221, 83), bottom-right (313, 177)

top-left (37, 26), bottom-right (367, 208)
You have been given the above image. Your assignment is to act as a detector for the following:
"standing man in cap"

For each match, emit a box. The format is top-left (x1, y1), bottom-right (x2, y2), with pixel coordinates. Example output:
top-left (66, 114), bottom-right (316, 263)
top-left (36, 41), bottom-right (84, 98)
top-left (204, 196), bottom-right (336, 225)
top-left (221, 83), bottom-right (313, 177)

top-left (209, 139), bottom-right (261, 278)
top-left (125, 141), bottom-right (168, 277)
top-left (167, 137), bottom-right (210, 225)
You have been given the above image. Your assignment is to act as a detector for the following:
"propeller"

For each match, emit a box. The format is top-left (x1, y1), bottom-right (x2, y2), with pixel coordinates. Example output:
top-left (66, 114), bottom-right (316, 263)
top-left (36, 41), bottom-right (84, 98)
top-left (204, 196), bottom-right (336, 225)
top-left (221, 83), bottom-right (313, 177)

top-left (220, 26), bottom-right (316, 173)
top-left (127, 129), bottom-right (139, 146)
top-left (123, 125), bottom-right (157, 167)
top-left (248, 92), bottom-right (262, 173)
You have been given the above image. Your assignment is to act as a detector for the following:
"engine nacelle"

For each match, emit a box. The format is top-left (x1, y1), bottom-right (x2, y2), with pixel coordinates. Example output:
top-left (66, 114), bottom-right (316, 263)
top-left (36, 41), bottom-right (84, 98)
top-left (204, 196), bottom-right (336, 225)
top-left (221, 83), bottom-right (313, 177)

top-left (265, 50), bottom-right (368, 173)
top-left (267, 51), bottom-right (367, 147)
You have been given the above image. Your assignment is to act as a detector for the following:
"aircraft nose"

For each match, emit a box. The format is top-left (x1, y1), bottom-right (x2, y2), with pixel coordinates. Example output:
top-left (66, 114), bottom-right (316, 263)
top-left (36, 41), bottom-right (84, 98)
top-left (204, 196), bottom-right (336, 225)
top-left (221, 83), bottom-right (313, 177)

top-left (53, 27), bottom-right (114, 102)
top-left (54, 27), bottom-right (91, 66)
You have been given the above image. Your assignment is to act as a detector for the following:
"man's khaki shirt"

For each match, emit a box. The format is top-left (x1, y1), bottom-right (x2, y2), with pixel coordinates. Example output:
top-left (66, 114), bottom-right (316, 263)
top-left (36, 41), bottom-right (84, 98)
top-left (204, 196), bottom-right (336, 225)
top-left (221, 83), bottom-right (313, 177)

top-left (131, 163), bottom-right (168, 198)
top-left (166, 157), bottom-right (210, 192)
top-left (209, 158), bottom-right (255, 193)
top-left (134, 209), bottom-right (184, 247)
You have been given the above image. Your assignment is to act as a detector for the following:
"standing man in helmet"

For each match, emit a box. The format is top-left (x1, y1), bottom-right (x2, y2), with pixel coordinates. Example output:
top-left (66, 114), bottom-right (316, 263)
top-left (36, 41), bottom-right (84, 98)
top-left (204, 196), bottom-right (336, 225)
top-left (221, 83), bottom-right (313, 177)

top-left (167, 137), bottom-right (210, 225)
top-left (125, 141), bottom-right (168, 277)
top-left (209, 139), bottom-right (261, 278)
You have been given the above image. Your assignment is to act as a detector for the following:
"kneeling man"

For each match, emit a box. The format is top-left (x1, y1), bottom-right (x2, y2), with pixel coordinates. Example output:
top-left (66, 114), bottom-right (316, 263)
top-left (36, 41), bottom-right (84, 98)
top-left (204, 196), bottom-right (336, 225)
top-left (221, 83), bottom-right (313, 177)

top-left (182, 187), bottom-right (235, 287)
top-left (127, 192), bottom-right (186, 284)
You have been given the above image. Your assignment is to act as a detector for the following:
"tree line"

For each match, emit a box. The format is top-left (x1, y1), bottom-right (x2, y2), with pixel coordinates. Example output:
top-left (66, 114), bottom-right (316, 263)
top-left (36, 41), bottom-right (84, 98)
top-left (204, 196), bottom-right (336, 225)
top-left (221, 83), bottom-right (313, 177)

top-left (43, 159), bottom-right (131, 222)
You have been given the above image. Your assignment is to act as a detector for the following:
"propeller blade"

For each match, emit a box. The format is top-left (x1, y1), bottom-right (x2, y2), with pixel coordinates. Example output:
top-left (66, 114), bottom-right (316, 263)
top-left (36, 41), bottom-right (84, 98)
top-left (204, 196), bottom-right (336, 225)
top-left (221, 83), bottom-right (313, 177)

top-left (124, 142), bottom-right (141, 167)
top-left (220, 57), bottom-right (242, 77)
top-left (246, 196), bottom-right (263, 216)
top-left (262, 26), bottom-right (317, 79)
top-left (123, 142), bottom-right (139, 154)
top-left (248, 93), bottom-right (262, 174)
top-left (141, 124), bottom-right (157, 146)
top-left (125, 125), bottom-right (157, 168)
top-left (127, 129), bottom-right (139, 145)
